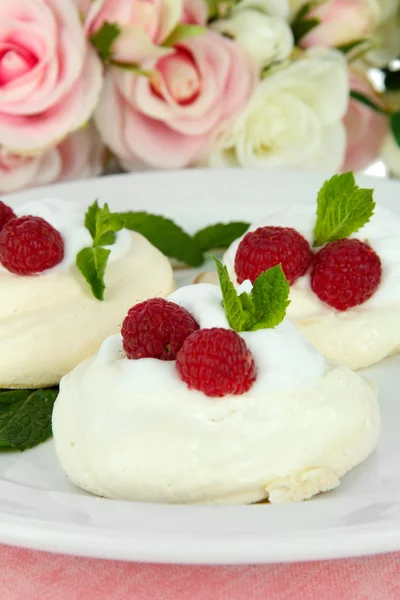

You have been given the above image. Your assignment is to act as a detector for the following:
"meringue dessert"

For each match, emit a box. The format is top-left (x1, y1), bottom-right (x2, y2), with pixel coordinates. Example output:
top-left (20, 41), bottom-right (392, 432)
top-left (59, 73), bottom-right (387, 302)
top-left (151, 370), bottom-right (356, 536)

top-left (222, 174), bottom-right (400, 370)
top-left (53, 264), bottom-right (380, 505)
top-left (0, 198), bottom-right (174, 388)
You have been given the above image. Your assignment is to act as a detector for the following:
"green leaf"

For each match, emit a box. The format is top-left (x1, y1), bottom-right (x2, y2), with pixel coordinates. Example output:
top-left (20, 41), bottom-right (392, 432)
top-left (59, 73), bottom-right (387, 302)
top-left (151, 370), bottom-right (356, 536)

top-left (163, 24), bottom-right (205, 47)
top-left (93, 203), bottom-right (125, 246)
top-left (214, 258), bottom-right (249, 332)
top-left (76, 246), bottom-right (111, 301)
top-left (292, 1), bottom-right (313, 22)
top-left (109, 62), bottom-right (156, 78)
top-left (193, 222), bottom-right (250, 252)
top-left (247, 265), bottom-right (290, 331)
top-left (350, 91), bottom-right (388, 115)
top-left (213, 258), bottom-right (290, 332)
top-left (84, 200), bottom-right (100, 239)
top-left (391, 112), bottom-right (400, 148)
top-left (313, 172), bottom-right (375, 248)
top-left (90, 22), bottom-right (121, 61)
top-left (206, 0), bottom-right (218, 19)
top-left (121, 212), bottom-right (204, 267)
top-left (292, 17), bottom-right (319, 43)
top-left (0, 388), bottom-right (58, 451)
top-left (336, 39), bottom-right (367, 54)
top-left (291, 2), bottom-right (320, 44)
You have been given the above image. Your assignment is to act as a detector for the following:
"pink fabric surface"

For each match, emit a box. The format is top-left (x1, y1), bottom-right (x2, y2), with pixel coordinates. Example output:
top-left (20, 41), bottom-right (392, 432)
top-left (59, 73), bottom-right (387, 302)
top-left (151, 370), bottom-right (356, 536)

top-left (1, 546), bottom-right (400, 600)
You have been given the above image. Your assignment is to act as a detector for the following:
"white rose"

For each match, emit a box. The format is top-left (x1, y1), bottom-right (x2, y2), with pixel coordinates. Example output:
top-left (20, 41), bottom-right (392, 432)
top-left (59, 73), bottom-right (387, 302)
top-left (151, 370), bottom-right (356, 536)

top-left (208, 49), bottom-right (349, 172)
top-left (381, 134), bottom-right (400, 178)
top-left (367, 0), bottom-right (399, 23)
top-left (212, 10), bottom-right (294, 67)
top-left (237, 0), bottom-right (290, 18)
top-left (365, 9), bottom-right (400, 67)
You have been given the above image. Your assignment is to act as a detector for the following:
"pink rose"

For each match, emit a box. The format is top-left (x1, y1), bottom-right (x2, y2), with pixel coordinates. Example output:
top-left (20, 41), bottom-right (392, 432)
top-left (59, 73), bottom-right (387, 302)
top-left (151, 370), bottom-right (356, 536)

top-left (301, 0), bottom-right (374, 48)
top-left (342, 71), bottom-right (389, 172)
top-left (181, 0), bottom-right (208, 25)
top-left (74, 0), bottom-right (92, 17)
top-left (0, 0), bottom-right (103, 154)
top-left (95, 32), bottom-right (256, 169)
top-left (84, 0), bottom-right (183, 63)
top-left (0, 124), bottom-right (106, 194)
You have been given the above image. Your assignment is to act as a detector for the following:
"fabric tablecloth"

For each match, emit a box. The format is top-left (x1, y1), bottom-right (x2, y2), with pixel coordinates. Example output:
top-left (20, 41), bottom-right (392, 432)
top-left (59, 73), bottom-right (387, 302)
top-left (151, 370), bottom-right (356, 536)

top-left (1, 546), bottom-right (400, 600)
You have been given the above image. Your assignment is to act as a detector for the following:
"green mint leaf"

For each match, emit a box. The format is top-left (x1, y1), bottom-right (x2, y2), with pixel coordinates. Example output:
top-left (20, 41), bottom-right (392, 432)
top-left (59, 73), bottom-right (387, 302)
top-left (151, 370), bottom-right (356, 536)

top-left (76, 246), bottom-right (111, 301)
top-left (193, 222), bottom-right (250, 252)
top-left (313, 172), bottom-right (375, 248)
top-left (213, 258), bottom-right (290, 332)
top-left (391, 112), bottom-right (400, 148)
top-left (214, 257), bottom-right (249, 332)
top-left (247, 265), bottom-right (290, 331)
top-left (93, 203), bottom-right (125, 246)
top-left (121, 212), bottom-right (204, 267)
top-left (350, 91), bottom-right (389, 115)
top-left (0, 388), bottom-right (58, 451)
top-left (163, 24), bottom-right (205, 47)
top-left (84, 200), bottom-right (101, 239)
top-left (90, 22), bottom-right (121, 61)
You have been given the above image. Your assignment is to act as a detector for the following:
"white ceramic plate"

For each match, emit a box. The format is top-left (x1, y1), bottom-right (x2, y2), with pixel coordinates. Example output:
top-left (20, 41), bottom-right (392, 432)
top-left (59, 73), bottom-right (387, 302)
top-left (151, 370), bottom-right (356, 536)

top-left (1, 169), bottom-right (399, 565)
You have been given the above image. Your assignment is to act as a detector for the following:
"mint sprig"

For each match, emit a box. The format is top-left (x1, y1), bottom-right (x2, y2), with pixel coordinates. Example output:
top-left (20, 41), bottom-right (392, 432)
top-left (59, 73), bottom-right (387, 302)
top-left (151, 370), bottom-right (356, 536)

top-left (313, 172), bottom-right (375, 248)
top-left (76, 246), bottom-right (111, 301)
top-left (0, 388), bottom-right (58, 451)
top-left (77, 201), bottom-right (251, 300)
top-left (121, 212), bottom-right (204, 267)
top-left (77, 202), bottom-right (124, 301)
top-left (193, 222), bottom-right (249, 252)
top-left (214, 258), bottom-right (290, 332)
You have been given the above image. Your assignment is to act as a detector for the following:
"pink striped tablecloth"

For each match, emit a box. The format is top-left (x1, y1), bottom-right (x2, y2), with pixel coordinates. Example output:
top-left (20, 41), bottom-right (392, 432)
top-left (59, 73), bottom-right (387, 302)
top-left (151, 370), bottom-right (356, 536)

top-left (1, 546), bottom-right (400, 600)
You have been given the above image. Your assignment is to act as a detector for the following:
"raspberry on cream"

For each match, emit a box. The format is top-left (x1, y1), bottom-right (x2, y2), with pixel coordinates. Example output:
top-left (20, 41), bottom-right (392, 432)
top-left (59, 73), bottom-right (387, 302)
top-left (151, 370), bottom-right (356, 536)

top-left (224, 202), bottom-right (400, 370)
top-left (0, 197), bottom-right (174, 388)
top-left (52, 282), bottom-right (380, 505)
top-left (0, 216), bottom-right (64, 275)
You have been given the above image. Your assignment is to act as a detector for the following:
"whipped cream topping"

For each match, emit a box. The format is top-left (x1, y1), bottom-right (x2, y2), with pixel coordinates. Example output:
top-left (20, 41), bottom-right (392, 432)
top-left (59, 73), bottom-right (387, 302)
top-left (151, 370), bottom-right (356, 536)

top-left (53, 283), bottom-right (380, 504)
top-left (9, 198), bottom-right (132, 274)
top-left (224, 204), bottom-right (400, 315)
top-left (97, 283), bottom-right (326, 396)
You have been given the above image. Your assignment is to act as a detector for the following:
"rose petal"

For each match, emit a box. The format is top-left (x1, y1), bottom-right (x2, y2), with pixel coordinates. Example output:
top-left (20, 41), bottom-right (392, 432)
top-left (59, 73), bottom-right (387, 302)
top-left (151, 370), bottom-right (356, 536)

top-left (0, 46), bottom-right (103, 152)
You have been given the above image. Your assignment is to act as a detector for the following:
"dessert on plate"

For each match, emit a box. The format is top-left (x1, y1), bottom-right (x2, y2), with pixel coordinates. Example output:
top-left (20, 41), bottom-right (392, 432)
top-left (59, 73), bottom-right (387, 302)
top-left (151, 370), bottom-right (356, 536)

top-left (0, 197), bottom-right (174, 388)
top-left (221, 173), bottom-right (400, 370)
top-left (53, 261), bottom-right (380, 505)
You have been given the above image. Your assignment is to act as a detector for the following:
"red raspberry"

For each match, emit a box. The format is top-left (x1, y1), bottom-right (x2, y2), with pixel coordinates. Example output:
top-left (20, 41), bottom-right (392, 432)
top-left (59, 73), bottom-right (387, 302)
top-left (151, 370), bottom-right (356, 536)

top-left (235, 226), bottom-right (313, 285)
top-left (0, 201), bottom-right (16, 232)
top-left (176, 328), bottom-right (256, 398)
top-left (311, 239), bottom-right (382, 311)
top-left (122, 298), bottom-right (199, 360)
top-left (0, 216), bottom-right (64, 275)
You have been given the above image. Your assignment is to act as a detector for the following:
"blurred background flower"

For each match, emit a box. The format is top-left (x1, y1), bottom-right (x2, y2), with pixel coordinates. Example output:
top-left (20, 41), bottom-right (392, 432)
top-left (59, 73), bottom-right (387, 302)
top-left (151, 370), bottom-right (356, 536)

top-left (0, 0), bottom-right (399, 193)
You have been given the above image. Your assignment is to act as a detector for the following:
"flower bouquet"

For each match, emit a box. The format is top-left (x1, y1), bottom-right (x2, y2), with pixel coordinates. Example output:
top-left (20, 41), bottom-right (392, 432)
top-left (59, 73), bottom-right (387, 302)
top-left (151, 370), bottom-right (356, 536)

top-left (0, 0), bottom-right (399, 193)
